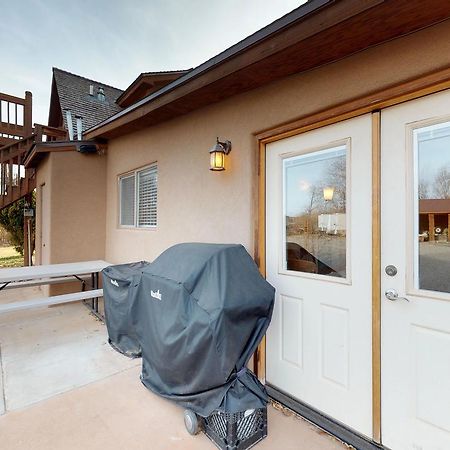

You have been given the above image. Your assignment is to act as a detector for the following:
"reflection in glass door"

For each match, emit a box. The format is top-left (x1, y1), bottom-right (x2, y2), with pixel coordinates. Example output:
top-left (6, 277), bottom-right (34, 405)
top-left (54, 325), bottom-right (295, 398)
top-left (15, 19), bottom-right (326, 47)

top-left (283, 144), bottom-right (348, 278)
top-left (413, 121), bottom-right (450, 294)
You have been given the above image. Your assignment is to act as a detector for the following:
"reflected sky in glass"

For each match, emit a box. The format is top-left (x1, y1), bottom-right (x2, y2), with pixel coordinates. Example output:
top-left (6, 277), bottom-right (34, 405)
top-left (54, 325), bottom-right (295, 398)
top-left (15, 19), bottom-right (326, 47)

top-left (417, 124), bottom-right (450, 197)
top-left (284, 145), bottom-right (346, 216)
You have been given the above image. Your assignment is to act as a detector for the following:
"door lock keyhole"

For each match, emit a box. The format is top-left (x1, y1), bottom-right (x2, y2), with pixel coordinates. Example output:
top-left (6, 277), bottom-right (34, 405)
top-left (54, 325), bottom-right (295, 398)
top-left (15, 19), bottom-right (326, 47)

top-left (385, 265), bottom-right (397, 277)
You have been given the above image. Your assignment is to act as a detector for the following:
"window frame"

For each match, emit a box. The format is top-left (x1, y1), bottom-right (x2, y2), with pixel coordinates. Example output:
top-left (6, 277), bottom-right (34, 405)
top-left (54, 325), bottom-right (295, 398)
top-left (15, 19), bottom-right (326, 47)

top-left (406, 116), bottom-right (450, 301)
top-left (118, 163), bottom-right (158, 229)
top-left (279, 138), bottom-right (352, 285)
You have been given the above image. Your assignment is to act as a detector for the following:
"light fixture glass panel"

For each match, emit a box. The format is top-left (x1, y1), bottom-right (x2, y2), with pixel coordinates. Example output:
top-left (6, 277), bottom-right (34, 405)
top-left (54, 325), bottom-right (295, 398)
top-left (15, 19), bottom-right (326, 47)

top-left (210, 151), bottom-right (225, 171)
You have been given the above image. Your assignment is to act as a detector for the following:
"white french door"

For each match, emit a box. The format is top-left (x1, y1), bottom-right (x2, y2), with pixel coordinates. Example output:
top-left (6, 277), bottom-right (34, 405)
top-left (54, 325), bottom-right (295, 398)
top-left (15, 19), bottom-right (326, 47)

top-left (265, 115), bottom-right (373, 437)
top-left (381, 90), bottom-right (450, 450)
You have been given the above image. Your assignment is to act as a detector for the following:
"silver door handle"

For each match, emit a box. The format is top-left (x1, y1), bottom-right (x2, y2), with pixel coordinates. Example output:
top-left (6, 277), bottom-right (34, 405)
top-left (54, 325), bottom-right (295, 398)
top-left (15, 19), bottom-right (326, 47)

top-left (385, 289), bottom-right (409, 302)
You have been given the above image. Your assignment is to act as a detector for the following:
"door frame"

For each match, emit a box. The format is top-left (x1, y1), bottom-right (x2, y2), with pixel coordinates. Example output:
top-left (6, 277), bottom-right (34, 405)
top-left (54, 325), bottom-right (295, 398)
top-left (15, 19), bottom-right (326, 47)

top-left (253, 66), bottom-right (450, 444)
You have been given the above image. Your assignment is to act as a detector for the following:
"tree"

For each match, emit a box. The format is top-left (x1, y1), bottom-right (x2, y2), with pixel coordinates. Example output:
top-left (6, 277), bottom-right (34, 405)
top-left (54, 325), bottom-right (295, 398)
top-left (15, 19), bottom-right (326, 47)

top-left (325, 156), bottom-right (346, 212)
top-left (305, 185), bottom-right (320, 215)
top-left (433, 166), bottom-right (450, 199)
top-left (0, 195), bottom-right (35, 255)
top-left (418, 180), bottom-right (429, 199)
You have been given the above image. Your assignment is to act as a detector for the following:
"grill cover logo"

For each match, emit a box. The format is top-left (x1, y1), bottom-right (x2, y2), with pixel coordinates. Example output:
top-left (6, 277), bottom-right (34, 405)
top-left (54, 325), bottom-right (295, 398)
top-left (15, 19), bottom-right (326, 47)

top-left (151, 289), bottom-right (162, 301)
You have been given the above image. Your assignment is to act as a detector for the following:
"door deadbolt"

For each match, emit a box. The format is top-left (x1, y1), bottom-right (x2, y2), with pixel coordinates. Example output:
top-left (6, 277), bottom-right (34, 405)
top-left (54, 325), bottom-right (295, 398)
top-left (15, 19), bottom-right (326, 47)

top-left (385, 265), bottom-right (397, 277)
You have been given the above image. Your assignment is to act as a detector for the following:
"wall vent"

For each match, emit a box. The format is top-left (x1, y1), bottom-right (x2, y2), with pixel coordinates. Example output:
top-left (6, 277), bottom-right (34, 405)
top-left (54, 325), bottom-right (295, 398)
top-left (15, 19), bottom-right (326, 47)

top-left (97, 87), bottom-right (105, 101)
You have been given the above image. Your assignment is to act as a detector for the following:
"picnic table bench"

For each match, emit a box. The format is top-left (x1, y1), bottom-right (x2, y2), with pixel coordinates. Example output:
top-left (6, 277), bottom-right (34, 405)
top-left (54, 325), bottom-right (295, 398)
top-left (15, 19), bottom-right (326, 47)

top-left (0, 260), bottom-right (110, 319)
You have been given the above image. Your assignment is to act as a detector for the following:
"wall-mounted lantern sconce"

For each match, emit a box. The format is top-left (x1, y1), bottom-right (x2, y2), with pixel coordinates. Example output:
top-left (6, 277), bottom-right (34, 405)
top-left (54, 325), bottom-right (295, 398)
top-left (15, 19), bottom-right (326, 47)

top-left (323, 186), bottom-right (334, 201)
top-left (209, 137), bottom-right (232, 171)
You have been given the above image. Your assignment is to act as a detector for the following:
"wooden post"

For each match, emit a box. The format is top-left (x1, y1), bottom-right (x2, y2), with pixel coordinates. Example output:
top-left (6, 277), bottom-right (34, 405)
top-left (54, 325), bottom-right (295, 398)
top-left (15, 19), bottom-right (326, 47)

top-left (8, 156), bottom-right (12, 202)
top-left (428, 213), bottom-right (435, 241)
top-left (448, 214), bottom-right (450, 242)
top-left (24, 91), bottom-right (33, 136)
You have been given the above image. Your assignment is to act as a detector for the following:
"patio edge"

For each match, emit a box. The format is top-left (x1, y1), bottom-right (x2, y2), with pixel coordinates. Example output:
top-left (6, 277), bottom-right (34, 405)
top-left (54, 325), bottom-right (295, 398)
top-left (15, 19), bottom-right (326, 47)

top-left (267, 384), bottom-right (387, 450)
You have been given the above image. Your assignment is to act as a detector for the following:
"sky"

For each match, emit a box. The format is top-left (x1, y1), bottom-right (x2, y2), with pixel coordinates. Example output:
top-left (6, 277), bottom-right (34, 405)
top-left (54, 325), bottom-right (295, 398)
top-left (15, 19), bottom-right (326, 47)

top-left (0, 0), bottom-right (306, 125)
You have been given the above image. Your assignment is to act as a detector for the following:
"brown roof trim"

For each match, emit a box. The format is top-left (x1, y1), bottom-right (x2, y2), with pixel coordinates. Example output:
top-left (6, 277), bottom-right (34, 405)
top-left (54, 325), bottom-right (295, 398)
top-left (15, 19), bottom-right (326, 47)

top-left (85, 0), bottom-right (450, 140)
top-left (24, 140), bottom-right (103, 168)
top-left (85, 0), bottom-right (332, 137)
top-left (116, 70), bottom-right (190, 107)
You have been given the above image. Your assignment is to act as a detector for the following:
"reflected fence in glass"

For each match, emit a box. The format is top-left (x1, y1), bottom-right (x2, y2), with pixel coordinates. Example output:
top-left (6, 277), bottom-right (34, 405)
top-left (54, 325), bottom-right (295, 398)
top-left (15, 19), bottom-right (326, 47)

top-left (283, 144), bottom-right (347, 278)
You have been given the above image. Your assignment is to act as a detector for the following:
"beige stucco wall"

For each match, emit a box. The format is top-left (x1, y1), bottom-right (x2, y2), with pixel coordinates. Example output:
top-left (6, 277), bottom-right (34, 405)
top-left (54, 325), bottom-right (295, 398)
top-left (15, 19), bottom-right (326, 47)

top-left (35, 150), bottom-right (106, 293)
top-left (47, 151), bottom-right (106, 264)
top-left (104, 20), bottom-right (450, 264)
top-left (105, 20), bottom-right (450, 264)
top-left (35, 154), bottom-right (52, 266)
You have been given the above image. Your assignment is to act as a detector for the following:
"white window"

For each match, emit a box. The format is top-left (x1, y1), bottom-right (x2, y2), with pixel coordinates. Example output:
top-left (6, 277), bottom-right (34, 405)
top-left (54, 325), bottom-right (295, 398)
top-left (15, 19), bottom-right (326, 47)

top-left (119, 165), bottom-right (157, 228)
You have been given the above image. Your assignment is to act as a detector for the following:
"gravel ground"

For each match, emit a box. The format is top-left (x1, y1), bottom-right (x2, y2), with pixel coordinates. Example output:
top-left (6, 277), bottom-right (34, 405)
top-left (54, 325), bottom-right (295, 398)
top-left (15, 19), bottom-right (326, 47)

top-left (419, 242), bottom-right (450, 293)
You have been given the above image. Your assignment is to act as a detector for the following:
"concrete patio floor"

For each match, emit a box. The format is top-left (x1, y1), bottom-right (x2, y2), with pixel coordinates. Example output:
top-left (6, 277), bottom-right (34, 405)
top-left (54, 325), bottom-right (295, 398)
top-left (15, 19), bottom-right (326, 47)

top-left (0, 287), bottom-right (137, 413)
top-left (0, 287), bottom-right (346, 450)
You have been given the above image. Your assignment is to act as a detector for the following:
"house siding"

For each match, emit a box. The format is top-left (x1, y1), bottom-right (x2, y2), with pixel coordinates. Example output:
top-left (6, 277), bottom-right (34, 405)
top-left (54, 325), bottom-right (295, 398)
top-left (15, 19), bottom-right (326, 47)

top-left (48, 151), bottom-right (107, 265)
top-left (101, 20), bottom-right (450, 263)
top-left (35, 151), bottom-right (107, 294)
top-left (36, 154), bottom-right (52, 265)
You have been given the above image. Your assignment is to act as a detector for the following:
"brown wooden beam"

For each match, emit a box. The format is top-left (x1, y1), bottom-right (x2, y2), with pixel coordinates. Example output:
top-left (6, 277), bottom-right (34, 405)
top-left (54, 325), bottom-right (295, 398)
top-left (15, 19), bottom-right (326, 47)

top-left (0, 123), bottom-right (25, 135)
top-left (371, 111), bottom-right (382, 443)
top-left (448, 214), bottom-right (450, 242)
top-left (429, 213), bottom-right (435, 241)
top-left (0, 92), bottom-right (26, 105)
top-left (0, 136), bottom-right (16, 147)
top-left (24, 91), bottom-right (33, 136)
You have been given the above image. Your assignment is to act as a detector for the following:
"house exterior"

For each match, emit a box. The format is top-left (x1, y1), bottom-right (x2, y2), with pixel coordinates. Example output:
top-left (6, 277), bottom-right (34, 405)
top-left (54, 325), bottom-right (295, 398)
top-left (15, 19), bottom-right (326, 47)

top-left (28, 69), bottom-right (123, 276)
top-left (28, 68), bottom-right (190, 271)
top-left (27, 1), bottom-right (450, 449)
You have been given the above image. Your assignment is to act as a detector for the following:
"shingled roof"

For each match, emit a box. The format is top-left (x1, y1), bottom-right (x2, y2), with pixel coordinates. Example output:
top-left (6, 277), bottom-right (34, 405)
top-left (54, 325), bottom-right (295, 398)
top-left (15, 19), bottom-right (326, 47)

top-left (50, 68), bottom-right (124, 132)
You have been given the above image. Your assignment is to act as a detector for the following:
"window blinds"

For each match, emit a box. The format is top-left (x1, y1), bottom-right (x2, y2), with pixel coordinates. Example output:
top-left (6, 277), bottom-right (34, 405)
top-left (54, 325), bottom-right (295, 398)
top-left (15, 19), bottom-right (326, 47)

top-left (137, 166), bottom-right (158, 227)
top-left (120, 174), bottom-right (136, 226)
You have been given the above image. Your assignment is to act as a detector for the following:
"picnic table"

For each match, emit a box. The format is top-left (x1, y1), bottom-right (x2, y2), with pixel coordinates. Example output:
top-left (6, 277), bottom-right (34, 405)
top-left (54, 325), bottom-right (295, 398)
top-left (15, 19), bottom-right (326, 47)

top-left (0, 260), bottom-right (110, 319)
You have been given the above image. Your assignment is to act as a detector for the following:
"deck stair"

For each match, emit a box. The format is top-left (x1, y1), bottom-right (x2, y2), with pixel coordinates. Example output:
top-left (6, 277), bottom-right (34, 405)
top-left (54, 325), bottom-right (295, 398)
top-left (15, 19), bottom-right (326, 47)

top-left (0, 124), bottom-right (67, 210)
top-left (1, 90), bottom-right (67, 210)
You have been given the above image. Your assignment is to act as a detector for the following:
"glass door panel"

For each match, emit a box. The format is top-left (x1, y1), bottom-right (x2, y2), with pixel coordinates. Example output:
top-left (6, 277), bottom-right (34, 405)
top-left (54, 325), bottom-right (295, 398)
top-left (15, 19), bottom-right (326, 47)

top-left (413, 121), bottom-right (450, 295)
top-left (283, 144), bottom-right (348, 279)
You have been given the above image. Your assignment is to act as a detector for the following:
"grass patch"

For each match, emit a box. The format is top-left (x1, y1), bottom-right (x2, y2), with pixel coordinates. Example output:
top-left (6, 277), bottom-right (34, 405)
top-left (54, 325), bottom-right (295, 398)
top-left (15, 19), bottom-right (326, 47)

top-left (0, 246), bottom-right (22, 268)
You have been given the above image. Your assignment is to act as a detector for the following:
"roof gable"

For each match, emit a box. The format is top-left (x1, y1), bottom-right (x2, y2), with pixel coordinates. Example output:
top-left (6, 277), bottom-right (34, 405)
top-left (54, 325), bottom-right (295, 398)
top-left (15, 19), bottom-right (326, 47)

top-left (50, 68), bottom-right (124, 132)
top-left (117, 70), bottom-right (189, 108)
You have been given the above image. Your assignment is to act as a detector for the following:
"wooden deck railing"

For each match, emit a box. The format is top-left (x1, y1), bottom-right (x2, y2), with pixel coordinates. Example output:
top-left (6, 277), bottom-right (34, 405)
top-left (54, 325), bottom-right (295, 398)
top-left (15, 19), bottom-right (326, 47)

top-left (0, 91), bottom-right (33, 147)
top-left (0, 125), bottom-right (67, 209)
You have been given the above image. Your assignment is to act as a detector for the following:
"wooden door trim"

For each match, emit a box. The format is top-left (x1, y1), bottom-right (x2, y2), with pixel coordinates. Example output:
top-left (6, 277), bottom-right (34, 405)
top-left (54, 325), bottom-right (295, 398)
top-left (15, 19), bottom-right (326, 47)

top-left (371, 111), bottom-right (382, 443)
top-left (254, 66), bottom-right (450, 442)
top-left (254, 140), bottom-right (267, 381)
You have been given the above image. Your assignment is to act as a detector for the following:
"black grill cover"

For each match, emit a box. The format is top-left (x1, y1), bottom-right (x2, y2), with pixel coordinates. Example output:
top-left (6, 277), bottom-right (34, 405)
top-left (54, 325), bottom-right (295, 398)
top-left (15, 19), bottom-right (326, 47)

top-left (102, 261), bottom-right (150, 358)
top-left (135, 243), bottom-right (275, 417)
